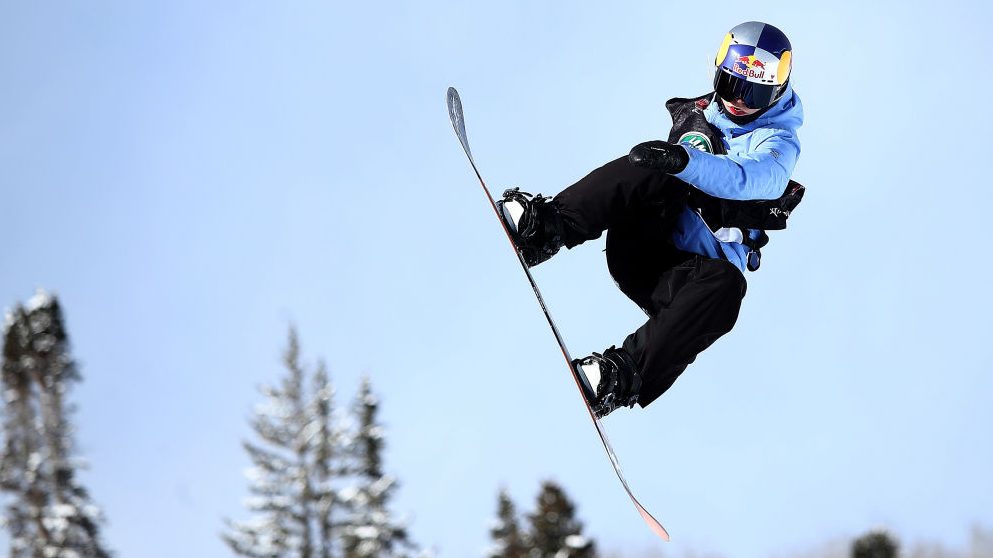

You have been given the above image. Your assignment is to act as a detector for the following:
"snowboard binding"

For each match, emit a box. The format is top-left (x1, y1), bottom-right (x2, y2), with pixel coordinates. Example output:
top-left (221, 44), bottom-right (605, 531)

top-left (573, 347), bottom-right (642, 419)
top-left (497, 188), bottom-right (565, 267)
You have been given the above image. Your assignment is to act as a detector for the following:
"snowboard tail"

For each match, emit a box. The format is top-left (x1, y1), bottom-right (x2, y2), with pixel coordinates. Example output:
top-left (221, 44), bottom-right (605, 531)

top-left (446, 87), bottom-right (670, 542)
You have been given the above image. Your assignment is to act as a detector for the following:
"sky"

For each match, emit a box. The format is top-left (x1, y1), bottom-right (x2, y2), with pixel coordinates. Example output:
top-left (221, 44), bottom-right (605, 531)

top-left (2, 1), bottom-right (992, 557)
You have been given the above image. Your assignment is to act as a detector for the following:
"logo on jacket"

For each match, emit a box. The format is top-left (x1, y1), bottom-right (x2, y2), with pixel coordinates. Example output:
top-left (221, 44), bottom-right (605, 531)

top-left (678, 131), bottom-right (713, 154)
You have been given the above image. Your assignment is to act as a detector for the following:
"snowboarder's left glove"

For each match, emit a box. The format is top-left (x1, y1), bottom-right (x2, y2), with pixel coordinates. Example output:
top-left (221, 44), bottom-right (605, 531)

top-left (628, 140), bottom-right (689, 174)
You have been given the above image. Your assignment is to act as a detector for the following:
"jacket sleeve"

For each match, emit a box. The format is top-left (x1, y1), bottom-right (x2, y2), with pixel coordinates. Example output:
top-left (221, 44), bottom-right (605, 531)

top-left (673, 129), bottom-right (800, 201)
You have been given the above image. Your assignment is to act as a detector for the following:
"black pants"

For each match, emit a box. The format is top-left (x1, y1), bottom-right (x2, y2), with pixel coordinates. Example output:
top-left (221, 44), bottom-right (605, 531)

top-left (553, 156), bottom-right (747, 407)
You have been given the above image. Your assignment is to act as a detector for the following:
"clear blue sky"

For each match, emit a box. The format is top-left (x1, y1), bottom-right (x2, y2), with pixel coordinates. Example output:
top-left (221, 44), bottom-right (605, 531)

top-left (2, 1), bottom-right (992, 557)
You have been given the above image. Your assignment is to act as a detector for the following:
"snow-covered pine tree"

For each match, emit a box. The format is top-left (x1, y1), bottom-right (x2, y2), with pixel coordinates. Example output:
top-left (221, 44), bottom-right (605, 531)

top-left (526, 481), bottom-right (595, 558)
top-left (852, 530), bottom-right (898, 558)
top-left (339, 377), bottom-right (420, 558)
top-left (0, 290), bottom-right (112, 558)
top-left (223, 327), bottom-right (348, 558)
top-left (1, 303), bottom-right (38, 557)
top-left (486, 489), bottom-right (527, 558)
top-left (311, 360), bottom-right (339, 558)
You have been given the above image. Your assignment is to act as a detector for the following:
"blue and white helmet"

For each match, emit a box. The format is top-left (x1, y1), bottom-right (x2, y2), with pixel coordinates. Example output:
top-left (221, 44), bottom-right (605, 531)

top-left (713, 21), bottom-right (792, 109)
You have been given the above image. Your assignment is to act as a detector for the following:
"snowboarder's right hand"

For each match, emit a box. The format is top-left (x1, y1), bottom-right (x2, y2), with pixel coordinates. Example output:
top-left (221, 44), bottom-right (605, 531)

top-left (628, 140), bottom-right (689, 174)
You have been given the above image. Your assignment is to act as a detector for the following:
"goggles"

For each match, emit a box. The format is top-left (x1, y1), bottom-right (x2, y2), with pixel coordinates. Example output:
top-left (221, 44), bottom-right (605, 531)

top-left (713, 69), bottom-right (786, 110)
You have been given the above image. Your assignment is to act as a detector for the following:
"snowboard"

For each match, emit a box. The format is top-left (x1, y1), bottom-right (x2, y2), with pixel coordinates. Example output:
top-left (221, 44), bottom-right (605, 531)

top-left (446, 87), bottom-right (670, 542)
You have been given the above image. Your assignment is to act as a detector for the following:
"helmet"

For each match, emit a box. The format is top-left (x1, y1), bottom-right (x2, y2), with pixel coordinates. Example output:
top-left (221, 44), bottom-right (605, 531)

top-left (713, 21), bottom-right (792, 109)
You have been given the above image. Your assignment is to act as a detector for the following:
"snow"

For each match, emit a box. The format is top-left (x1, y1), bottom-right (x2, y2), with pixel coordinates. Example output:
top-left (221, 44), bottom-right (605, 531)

top-left (82, 503), bottom-right (101, 520)
top-left (3, 308), bottom-right (14, 334)
top-left (339, 486), bottom-right (360, 503)
top-left (483, 542), bottom-right (505, 557)
top-left (25, 289), bottom-right (53, 313)
top-left (366, 425), bottom-right (385, 440)
top-left (300, 419), bottom-right (322, 444)
top-left (564, 534), bottom-right (589, 548)
top-left (41, 504), bottom-right (74, 534)
top-left (244, 466), bottom-right (266, 483)
top-left (361, 390), bottom-right (379, 406)
top-left (254, 398), bottom-right (293, 420)
top-left (353, 525), bottom-right (382, 538)
top-left (371, 475), bottom-right (396, 497)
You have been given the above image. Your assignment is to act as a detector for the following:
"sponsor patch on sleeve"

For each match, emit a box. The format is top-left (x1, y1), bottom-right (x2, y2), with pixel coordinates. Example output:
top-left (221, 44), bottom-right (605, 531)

top-left (678, 132), bottom-right (714, 154)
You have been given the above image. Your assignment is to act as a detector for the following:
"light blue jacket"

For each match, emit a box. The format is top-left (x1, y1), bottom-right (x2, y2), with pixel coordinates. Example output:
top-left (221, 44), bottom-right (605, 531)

top-left (670, 86), bottom-right (804, 271)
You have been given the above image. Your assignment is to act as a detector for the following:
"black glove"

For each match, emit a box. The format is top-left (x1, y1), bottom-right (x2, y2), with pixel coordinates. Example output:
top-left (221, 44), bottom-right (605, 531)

top-left (628, 140), bottom-right (690, 174)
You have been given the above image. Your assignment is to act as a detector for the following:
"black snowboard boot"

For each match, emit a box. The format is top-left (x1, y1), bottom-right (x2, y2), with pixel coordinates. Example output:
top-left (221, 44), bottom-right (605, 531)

top-left (497, 188), bottom-right (565, 267)
top-left (573, 346), bottom-right (642, 419)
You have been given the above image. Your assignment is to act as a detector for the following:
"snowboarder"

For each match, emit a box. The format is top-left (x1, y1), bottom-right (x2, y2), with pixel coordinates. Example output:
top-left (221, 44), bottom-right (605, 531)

top-left (498, 21), bottom-right (805, 418)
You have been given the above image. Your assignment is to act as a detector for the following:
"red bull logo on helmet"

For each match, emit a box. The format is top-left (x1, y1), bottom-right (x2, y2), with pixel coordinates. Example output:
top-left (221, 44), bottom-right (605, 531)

top-left (733, 55), bottom-right (766, 80)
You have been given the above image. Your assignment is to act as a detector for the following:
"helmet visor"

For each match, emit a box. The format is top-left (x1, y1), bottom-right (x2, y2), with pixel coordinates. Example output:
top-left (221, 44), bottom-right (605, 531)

top-left (714, 69), bottom-right (782, 110)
